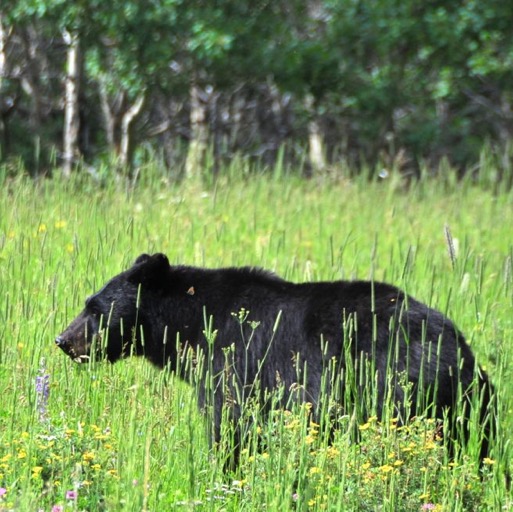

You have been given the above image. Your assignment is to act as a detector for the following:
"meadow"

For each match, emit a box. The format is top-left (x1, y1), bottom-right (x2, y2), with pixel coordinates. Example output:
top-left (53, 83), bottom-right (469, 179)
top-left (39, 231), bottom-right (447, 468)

top-left (0, 163), bottom-right (512, 511)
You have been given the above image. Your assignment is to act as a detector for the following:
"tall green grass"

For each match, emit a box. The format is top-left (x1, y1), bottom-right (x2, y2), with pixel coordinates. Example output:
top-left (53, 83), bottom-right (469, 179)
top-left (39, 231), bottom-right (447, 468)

top-left (0, 165), bottom-right (512, 511)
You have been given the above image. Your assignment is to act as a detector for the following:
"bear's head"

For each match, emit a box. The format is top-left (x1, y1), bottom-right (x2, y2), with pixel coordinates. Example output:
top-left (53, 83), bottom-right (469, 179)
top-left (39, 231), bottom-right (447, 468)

top-left (55, 253), bottom-right (170, 363)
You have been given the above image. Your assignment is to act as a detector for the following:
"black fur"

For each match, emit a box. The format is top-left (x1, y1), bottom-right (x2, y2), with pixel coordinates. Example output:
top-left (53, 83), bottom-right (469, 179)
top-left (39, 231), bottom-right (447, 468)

top-left (56, 253), bottom-right (495, 463)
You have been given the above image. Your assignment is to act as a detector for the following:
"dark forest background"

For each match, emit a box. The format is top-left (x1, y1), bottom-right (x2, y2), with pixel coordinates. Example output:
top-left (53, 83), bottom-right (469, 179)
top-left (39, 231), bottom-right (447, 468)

top-left (1, 1), bottom-right (513, 178)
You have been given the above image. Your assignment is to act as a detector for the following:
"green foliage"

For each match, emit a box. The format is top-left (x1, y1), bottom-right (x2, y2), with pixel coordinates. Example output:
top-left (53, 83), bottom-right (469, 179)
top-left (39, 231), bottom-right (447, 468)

top-left (3, 0), bottom-right (513, 172)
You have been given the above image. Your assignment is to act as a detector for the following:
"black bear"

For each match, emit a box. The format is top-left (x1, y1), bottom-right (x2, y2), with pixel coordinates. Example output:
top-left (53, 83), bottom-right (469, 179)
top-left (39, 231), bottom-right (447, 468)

top-left (56, 253), bottom-right (495, 464)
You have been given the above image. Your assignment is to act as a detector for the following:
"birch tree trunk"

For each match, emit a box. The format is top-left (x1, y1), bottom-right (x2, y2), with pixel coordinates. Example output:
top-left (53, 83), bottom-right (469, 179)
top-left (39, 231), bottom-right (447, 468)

top-left (185, 82), bottom-right (209, 179)
top-left (98, 82), bottom-right (144, 171)
top-left (62, 29), bottom-right (80, 177)
top-left (305, 94), bottom-right (326, 173)
top-left (0, 16), bottom-right (8, 153)
top-left (19, 26), bottom-right (44, 142)
top-left (0, 16), bottom-right (6, 83)
top-left (99, 82), bottom-right (119, 153)
top-left (119, 93), bottom-right (145, 170)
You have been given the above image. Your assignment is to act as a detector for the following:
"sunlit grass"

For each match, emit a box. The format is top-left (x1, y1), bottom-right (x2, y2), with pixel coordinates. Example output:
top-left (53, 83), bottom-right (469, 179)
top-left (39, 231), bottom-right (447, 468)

top-left (0, 164), bottom-right (512, 510)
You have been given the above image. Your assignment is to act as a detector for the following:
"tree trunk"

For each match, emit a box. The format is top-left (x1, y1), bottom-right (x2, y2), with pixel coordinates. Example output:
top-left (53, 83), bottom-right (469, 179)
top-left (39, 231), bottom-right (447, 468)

top-left (99, 82), bottom-right (120, 152)
top-left (305, 94), bottom-right (326, 173)
top-left (98, 81), bottom-right (145, 171)
top-left (19, 26), bottom-right (44, 146)
top-left (0, 16), bottom-right (8, 154)
top-left (62, 29), bottom-right (80, 177)
top-left (119, 93), bottom-right (145, 169)
top-left (185, 82), bottom-right (209, 179)
top-left (0, 16), bottom-right (6, 82)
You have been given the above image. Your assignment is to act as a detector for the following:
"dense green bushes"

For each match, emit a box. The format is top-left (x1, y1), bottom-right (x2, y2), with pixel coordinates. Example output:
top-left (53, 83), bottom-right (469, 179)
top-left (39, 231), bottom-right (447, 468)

top-left (1, 1), bottom-right (513, 175)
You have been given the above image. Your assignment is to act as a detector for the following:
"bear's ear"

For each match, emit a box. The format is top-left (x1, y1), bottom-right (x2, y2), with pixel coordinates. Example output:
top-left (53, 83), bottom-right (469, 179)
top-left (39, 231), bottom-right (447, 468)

top-left (135, 253), bottom-right (152, 265)
top-left (129, 253), bottom-right (170, 288)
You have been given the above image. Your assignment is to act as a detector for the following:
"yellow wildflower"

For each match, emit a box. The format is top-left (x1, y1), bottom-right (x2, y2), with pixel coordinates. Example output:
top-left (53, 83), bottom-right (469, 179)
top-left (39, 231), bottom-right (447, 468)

top-left (82, 451), bottom-right (95, 463)
top-left (31, 466), bottom-right (43, 478)
top-left (424, 440), bottom-right (437, 450)
top-left (285, 419), bottom-right (300, 430)
top-left (327, 446), bottom-right (340, 458)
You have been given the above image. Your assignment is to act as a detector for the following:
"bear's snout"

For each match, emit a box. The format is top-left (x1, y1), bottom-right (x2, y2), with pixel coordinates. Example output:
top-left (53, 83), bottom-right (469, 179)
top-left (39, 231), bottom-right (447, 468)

top-left (55, 334), bottom-right (73, 355)
top-left (55, 336), bottom-right (67, 348)
top-left (55, 332), bottom-right (91, 363)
